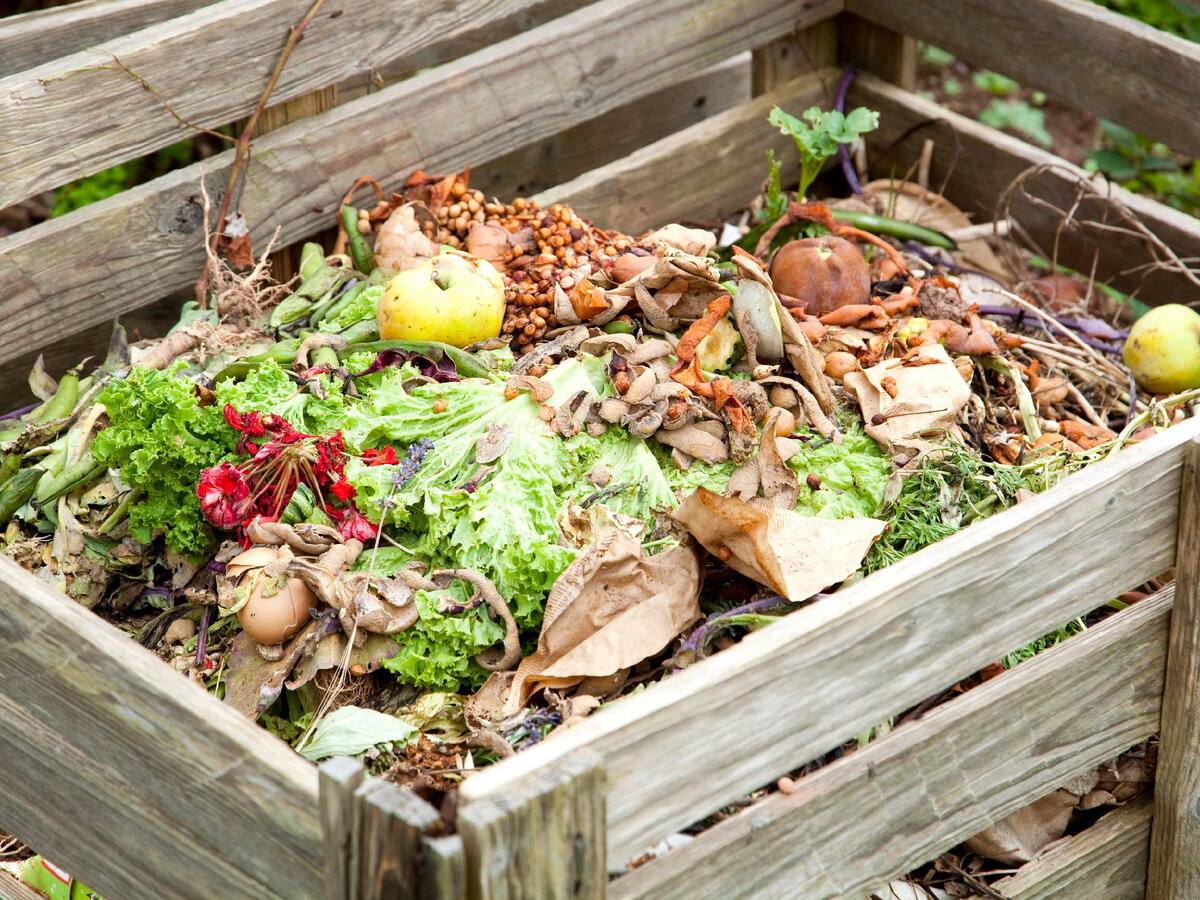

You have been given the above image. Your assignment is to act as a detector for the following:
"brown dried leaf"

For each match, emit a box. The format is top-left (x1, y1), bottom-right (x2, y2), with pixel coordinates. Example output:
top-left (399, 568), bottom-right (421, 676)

top-left (672, 488), bottom-right (885, 600)
top-left (568, 278), bottom-right (610, 320)
top-left (475, 422), bottom-right (514, 464)
top-left (757, 409), bottom-right (799, 509)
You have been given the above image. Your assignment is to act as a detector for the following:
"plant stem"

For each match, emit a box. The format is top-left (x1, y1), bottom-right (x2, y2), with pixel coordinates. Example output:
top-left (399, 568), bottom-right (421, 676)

top-left (195, 0), bottom-right (328, 306)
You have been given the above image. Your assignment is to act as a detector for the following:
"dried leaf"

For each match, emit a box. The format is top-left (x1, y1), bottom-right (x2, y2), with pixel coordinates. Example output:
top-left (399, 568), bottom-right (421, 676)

top-left (496, 532), bottom-right (701, 715)
top-left (375, 203), bottom-right (441, 271)
top-left (644, 223), bottom-right (717, 257)
top-left (672, 488), bottom-right (885, 600)
top-left (475, 422), bottom-right (514, 463)
top-left (757, 409), bottom-right (799, 508)
top-left (654, 424), bottom-right (729, 465)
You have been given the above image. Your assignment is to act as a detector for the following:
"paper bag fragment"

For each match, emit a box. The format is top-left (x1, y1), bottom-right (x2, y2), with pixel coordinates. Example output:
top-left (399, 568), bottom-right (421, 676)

top-left (494, 531), bottom-right (701, 716)
top-left (672, 488), bottom-right (885, 600)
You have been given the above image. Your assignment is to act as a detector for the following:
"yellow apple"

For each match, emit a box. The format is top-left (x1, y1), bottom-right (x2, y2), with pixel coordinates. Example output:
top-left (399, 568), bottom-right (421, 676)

top-left (377, 253), bottom-right (506, 347)
top-left (1122, 303), bottom-right (1200, 394)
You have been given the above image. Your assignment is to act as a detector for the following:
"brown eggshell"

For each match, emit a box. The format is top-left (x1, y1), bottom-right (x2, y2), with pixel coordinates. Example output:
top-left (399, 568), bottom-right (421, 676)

top-left (229, 546), bottom-right (318, 645)
top-left (768, 235), bottom-right (870, 317)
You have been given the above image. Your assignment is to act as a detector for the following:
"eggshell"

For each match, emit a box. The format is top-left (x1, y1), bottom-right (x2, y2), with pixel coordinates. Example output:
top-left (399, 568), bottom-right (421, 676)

top-left (228, 546), bottom-right (317, 645)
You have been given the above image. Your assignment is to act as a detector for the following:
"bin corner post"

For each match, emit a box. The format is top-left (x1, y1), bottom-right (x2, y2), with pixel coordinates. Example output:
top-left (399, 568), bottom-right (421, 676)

top-left (458, 749), bottom-right (607, 900)
top-left (354, 778), bottom-right (442, 900)
top-left (319, 756), bottom-right (365, 900)
top-left (836, 12), bottom-right (917, 91)
top-left (1147, 436), bottom-right (1200, 898)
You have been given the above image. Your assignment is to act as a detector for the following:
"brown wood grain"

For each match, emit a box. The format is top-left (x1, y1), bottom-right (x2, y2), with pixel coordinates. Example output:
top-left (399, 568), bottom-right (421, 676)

top-left (996, 793), bottom-right (1153, 900)
top-left (354, 779), bottom-right (439, 900)
top-left (420, 835), bottom-right (467, 900)
top-left (847, 0), bottom-right (1200, 160)
top-left (0, 0), bottom-right (843, 369)
top-left (836, 12), bottom-right (917, 89)
top-left (848, 73), bottom-right (1200, 306)
top-left (0, 871), bottom-right (58, 900)
top-left (0, 0), bottom-right (211, 78)
top-left (0, 556), bottom-right (323, 900)
top-left (318, 757), bottom-right (364, 900)
top-left (459, 415), bottom-right (1200, 867)
top-left (459, 750), bottom-right (606, 900)
top-left (538, 70), bottom-right (838, 234)
top-left (610, 588), bottom-right (1172, 899)
top-left (1147, 438), bottom-right (1200, 898)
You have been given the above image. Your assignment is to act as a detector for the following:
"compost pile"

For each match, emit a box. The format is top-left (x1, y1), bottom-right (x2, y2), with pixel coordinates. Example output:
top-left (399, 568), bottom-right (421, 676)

top-left (1, 104), bottom-right (1193, 783)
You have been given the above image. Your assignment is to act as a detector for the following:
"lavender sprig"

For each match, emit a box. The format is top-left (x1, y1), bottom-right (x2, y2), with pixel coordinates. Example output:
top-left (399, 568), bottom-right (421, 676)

top-left (392, 438), bottom-right (434, 490)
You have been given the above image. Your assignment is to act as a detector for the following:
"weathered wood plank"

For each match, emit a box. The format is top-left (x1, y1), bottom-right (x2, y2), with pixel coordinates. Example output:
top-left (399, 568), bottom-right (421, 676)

top-left (537, 69), bottom-right (837, 234)
top-left (0, 0), bottom-right (843, 367)
top-left (319, 757), bottom-right (364, 900)
top-left (995, 794), bottom-right (1153, 900)
top-left (847, 0), bottom-right (1200, 160)
top-left (610, 587), bottom-right (1172, 899)
top-left (420, 835), bottom-right (467, 900)
top-left (472, 53), bottom-right (753, 202)
top-left (0, 0), bottom-right (603, 206)
top-left (0, 0), bottom-right (212, 78)
top-left (1147, 438), bottom-right (1200, 898)
top-left (459, 750), bottom-right (606, 900)
top-left (750, 20), bottom-right (838, 96)
top-left (355, 779), bottom-right (440, 900)
top-left (0, 556), bottom-right (323, 900)
top-left (848, 73), bottom-right (1200, 306)
top-left (0, 871), bottom-right (56, 900)
top-left (836, 13), bottom-right (916, 90)
top-left (460, 415), bottom-right (1200, 867)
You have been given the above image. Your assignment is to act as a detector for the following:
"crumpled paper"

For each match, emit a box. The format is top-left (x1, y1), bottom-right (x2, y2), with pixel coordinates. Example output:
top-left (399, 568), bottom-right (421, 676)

top-left (485, 530), bottom-right (702, 717)
top-left (843, 343), bottom-right (972, 456)
top-left (672, 488), bottom-right (885, 600)
top-left (964, 770), bottom-right (1100, 864)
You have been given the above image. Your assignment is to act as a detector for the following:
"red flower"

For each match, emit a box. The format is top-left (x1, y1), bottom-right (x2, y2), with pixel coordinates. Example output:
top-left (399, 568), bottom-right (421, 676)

top-left (197, 463), bottom-right (254, 529)
top-left (362, 447), bottom-right (399, 467)
top-left (223, 404), bottom-right (268, 437)
top-left (338, 510), bottom-right (379, 541)
top-left (330, 477), bottom-right (356, 501)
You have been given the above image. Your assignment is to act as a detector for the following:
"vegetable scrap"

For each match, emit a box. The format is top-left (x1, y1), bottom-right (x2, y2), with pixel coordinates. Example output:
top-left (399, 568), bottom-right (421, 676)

top-left (2, 102), bottom-right (1195, 801)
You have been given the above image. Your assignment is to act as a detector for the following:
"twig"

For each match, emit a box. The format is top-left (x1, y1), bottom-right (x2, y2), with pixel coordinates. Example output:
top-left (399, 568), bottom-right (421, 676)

top-left (107, 55), bottom-right (235, 143)
top-left (195, 0), bottom-right (328, 306)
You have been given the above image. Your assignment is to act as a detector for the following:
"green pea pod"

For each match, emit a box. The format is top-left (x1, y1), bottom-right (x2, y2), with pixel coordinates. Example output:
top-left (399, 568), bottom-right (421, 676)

top-left (0, 467), bottom-right (45, 522)
top-left (30, 372), bottom-right (79, 424)
top-left (98, 486), bottom-right (141, 536)
top-left (341, 206), bottom-right (375, 276)
top-left (299, 242), bottom-right (326, 280)
top-left (311, 280), bottom-right (370, 328)
top-left (211, 338), bottom-right (303, 385)
top-left (602, 320), bottom-right (635, 335)
top-left (0, 453), bottom-right (20, 489)
top-left (830, 209), bottom-right (957, 251)
top-left (34, 457), bottom-right (106, 510)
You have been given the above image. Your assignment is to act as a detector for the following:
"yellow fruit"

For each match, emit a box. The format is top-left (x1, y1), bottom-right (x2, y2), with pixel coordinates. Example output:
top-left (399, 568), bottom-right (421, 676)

top-left (377, 253), bottom-right (506, 348)
top-left (1122, 303), bottom-right (1200, 394)
top-left (696, 315), bottom-right (741, 372)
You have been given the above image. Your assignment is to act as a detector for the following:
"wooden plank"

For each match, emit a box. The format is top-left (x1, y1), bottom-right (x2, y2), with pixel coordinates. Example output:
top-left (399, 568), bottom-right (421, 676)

top-left (0, 0), bottom-right (602, 206)
top-left (472, 53), bottom-right (753, 202)
top-left (836, 13), bottom-right (916, 90)
top-left (355, 780), bottom-right (440, 900)
top-left (319, 757), bottom-right (365, 900)
top-left (1147, 437), bottom-right (1200, 898)
top-left (0, 871), bottom-right (55, 900)
top-left (420, 835), bottom-right (467, 900)
top-left (995, 794), bottom-right (1154, 900)
top-left (0, 556), bottom-right (323, 900)
top-left (750, 20), bottom-right (838, 96)
top-left (0, 0), bottom-right (844, 367)
top-left (459, 751), bottom-right (606, 900)
top-left (537, 69), bottom-right (837, 234)
top-left (847, 0), bottom-right (1200, 160)
top-left (0, 0), bottom-right (212, 78)
top-left (847, 73), bottom-right (1200, 306)
top-left (609, 589), bottom-right (1172, 900)
top-left (460, 416), bottom-right (1200, 867)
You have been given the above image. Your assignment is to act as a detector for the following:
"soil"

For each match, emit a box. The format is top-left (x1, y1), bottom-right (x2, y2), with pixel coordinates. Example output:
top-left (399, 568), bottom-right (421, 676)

top-left (916, 59), bottom-right (1100, 167)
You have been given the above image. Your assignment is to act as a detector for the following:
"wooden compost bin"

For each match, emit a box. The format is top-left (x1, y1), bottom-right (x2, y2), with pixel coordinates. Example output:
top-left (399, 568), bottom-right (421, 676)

top-left (1, 1), bottom-right (1199, 898)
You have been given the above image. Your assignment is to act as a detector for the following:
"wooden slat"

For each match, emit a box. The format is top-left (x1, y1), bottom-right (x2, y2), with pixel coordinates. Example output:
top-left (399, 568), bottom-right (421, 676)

top-left (0, 871), bottom-right (54, 900)
top-left (0, 556), bottom-right (323, 900)
top-left (0, 0), bottom-right (601, 206)
top-left (847, 0), bottom-right (1200, 160)
top-left (848, 73), bottom-right (1200, 306)
top-left (537, 69), bottom-right (837, 234)
top-left (319, 757), bottom-right (364, 900)
top-left (0, 0), bottom-right (843, 369)
top-left (836, 13), bottom-right (917, 90)
top-left (750, 21), bottom-right (837, 96)
top-left (610, 588), bottom-right (1173, 899)
top-left (354, 779), bottom-right (440, 900)
top-left (995, 794), bottom-right (1154, 900)
top-left (472, 53), bottom-right (754, 202)
top-left (0, 0), bottom-right (212, 78)
top-left (1147, 437), bottom-right (1200, 898)
top-left (460, 415), bottom-right (1200, 867)
top-left (459, 750), bottom-right (606, 900)
top-left (420, 835), bottom-right (467, 900)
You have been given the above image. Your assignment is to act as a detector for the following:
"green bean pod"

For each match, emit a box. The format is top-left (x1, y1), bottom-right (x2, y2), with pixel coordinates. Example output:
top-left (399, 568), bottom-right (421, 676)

top-left (30, 372), bottom-right (79, 424)
top-left (0, 453), bottom-right (20, 490)
top-left (0, 467), bottom-right (45, 522)
top-left (311, 280), bottom-right (370, 328)
top-left (34, 458), bottom-right (106, 510)
top-left (341, 206), bottom-right (375, 276)
top-left (830, 209), bottom-right (957, 251)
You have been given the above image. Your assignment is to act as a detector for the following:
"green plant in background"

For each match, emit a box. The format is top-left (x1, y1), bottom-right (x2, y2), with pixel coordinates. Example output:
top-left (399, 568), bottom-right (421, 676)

top-left (979, 98), bottom-right (1054, 148)
top-left (52, 140), bottom-right (196, 217)
top-left (1091, 0), bottom-right (1200, 38)
top-left (1087, 120), bottom-right (1200, 215)
top-left (972, 70), bottom-right (1020, 96)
